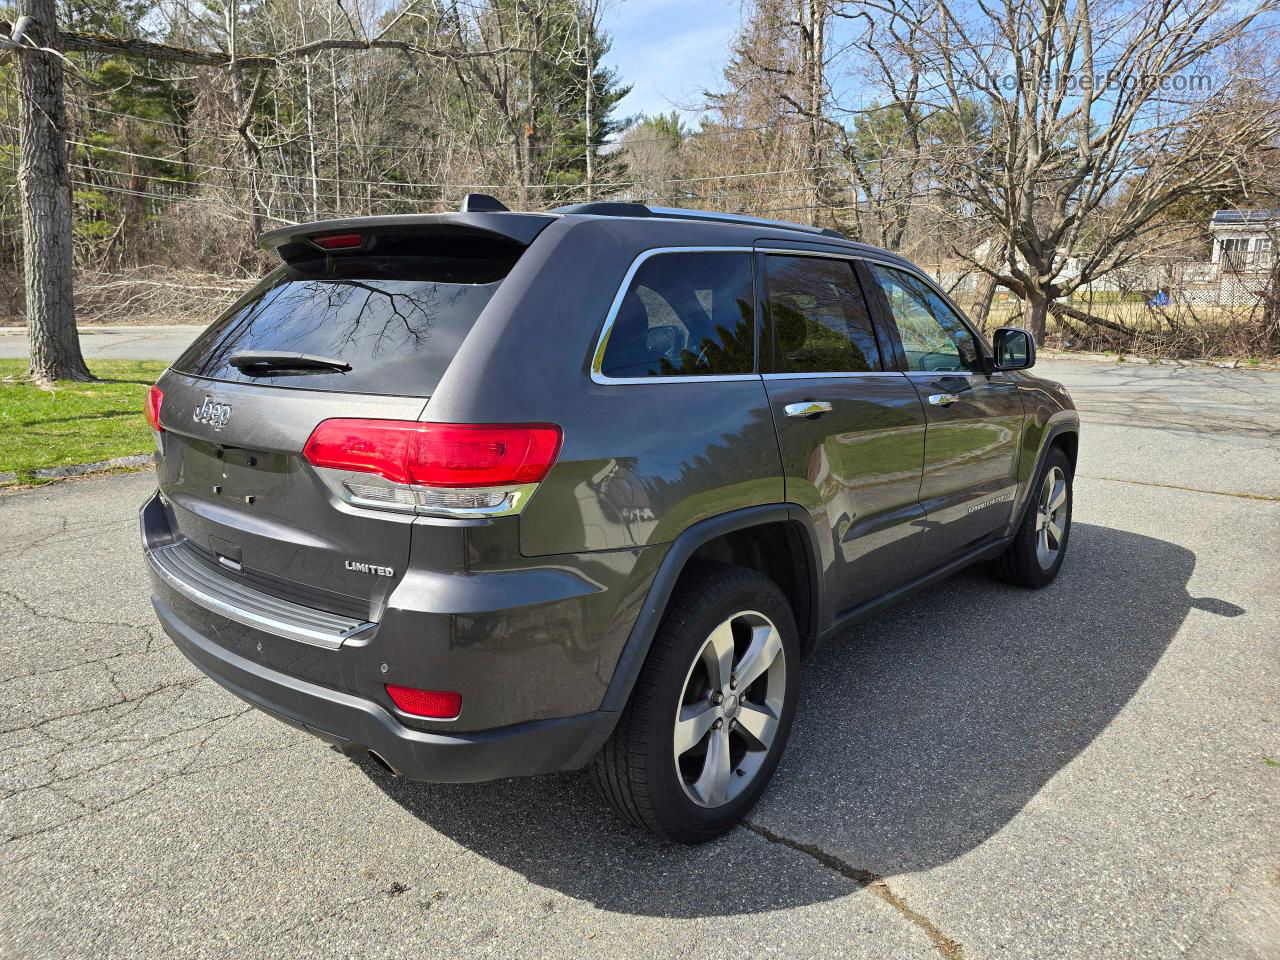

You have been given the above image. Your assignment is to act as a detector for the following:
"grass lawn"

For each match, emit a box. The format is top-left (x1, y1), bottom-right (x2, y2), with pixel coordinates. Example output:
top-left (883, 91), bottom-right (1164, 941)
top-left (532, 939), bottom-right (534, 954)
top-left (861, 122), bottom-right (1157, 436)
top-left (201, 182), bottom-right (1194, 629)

top-left (0, 359), bottom-right (166, 485)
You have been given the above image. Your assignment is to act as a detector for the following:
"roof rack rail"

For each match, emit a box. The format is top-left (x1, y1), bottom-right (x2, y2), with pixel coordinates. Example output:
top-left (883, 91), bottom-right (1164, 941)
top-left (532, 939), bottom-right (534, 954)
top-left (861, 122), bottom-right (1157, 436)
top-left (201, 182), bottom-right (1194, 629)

top-left (551, 202), bottom-right (845, 240)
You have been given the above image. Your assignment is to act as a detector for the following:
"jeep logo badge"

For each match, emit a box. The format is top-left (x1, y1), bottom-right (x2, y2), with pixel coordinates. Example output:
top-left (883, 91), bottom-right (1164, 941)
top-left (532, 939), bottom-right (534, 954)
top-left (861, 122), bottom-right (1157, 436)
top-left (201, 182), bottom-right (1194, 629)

top-left (193, 396), bottom-right (232, 431)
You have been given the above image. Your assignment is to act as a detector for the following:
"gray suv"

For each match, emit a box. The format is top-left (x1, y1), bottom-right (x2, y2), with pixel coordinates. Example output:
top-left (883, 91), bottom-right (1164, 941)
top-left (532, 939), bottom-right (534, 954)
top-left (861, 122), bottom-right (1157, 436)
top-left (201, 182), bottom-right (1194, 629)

top-left (141, 198), bottom-right (1079, 843)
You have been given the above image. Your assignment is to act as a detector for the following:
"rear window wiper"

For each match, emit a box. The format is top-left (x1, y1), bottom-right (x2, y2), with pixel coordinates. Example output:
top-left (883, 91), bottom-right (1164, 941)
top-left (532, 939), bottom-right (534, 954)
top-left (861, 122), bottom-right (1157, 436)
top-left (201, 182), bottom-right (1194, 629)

top-left (228, 351), bottom-right (352, 374)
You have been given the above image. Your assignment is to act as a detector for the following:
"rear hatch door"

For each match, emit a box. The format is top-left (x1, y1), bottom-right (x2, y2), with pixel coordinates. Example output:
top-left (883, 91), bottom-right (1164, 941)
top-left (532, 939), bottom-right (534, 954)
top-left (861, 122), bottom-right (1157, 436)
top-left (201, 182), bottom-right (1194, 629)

top-left (155, 376), bottom-right (422, 614)
top-left (155, 217), bottom-right (549, 615)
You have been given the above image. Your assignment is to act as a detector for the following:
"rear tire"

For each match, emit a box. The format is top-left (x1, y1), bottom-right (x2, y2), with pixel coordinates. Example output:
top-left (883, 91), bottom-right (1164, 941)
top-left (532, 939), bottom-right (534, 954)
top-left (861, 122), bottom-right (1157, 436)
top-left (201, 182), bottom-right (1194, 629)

top-left (994, 445), bottom-right (1073, 588)
top-left (589, 561), bottom-right (800, 844)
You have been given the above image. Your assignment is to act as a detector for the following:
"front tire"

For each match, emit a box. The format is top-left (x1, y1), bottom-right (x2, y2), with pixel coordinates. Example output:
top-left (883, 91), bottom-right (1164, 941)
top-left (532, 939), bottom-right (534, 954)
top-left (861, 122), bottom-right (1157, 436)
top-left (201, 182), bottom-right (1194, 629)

top-left (590, 562), bottom-right (800, 844)
top-left (994, 445), bottom-right (1073, 588)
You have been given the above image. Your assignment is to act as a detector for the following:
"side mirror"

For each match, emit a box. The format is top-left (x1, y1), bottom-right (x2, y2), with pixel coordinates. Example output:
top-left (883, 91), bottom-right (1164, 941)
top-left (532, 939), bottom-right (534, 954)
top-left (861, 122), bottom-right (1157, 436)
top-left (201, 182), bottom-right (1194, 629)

top-left (992, 327), bottom-right (1036, 371)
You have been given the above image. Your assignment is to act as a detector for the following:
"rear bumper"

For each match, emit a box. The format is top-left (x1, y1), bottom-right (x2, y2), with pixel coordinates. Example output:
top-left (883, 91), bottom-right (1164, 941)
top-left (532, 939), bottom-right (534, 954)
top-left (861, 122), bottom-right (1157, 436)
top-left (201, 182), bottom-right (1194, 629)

top-left (154, 594), bottom-right (618, 782)
top-left (139, 482), bottom-right (655, 759)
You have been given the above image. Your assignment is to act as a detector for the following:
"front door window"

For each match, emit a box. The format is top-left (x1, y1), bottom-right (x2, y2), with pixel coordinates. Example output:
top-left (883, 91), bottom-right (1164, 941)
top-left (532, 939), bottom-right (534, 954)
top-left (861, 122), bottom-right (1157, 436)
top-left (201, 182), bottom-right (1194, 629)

top-left (869, 265), bottom-right (980, 374)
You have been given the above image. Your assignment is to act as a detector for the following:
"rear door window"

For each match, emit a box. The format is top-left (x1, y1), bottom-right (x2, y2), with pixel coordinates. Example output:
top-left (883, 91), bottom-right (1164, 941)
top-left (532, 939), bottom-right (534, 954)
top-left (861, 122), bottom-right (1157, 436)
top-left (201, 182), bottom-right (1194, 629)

top-left (598, 251), bottom-right (756, 378)
top-left (765, 255), bottom-right (883, 373)
top-left (173, 235), bottom-right (524, 396)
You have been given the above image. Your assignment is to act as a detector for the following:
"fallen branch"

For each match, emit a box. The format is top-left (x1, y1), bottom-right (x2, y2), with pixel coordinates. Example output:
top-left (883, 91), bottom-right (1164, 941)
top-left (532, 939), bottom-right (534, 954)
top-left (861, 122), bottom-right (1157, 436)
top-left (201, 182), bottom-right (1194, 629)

top-left (1048, 301), bottom-right (1137, 338)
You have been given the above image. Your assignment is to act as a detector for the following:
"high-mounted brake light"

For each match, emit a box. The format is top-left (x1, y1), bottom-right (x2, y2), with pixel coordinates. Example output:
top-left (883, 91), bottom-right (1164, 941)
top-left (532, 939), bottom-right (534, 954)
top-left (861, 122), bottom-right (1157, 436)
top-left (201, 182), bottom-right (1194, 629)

top-left (144, 384), bottom-right (164, 432)
top-left (312, 232), bottom-right (364, 251)
top-left (385, 684), bottom-right (462, 720)
top-left (302, 419), bottom-right (562, 517)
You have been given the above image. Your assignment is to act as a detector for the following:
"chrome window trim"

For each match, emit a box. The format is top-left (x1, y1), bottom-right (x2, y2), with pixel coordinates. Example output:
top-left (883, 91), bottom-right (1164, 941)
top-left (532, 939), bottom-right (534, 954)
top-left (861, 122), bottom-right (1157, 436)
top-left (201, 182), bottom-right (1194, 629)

top-left (590, 246), bottom-right (757, 385)
top-left (592, 373), bottom-right (763, 386)
top-left (762, 371), bottom-right (906, 380)
top-left (756, 246), bottom-right (866, 260)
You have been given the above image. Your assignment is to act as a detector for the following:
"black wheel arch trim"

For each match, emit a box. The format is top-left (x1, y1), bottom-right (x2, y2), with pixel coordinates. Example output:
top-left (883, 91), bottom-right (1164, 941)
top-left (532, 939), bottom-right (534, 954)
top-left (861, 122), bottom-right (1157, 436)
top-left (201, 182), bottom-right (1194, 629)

top-left (599, 504), bottom-right (822, 713)
top-left (1009, 419), bottom-right (1080, 535)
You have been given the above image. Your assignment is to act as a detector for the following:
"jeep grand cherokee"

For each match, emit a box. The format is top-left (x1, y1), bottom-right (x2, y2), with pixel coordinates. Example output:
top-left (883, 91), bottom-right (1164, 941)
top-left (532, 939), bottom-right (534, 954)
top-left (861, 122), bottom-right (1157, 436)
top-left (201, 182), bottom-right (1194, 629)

top-left (141, 197), bottom-right (1079, 843)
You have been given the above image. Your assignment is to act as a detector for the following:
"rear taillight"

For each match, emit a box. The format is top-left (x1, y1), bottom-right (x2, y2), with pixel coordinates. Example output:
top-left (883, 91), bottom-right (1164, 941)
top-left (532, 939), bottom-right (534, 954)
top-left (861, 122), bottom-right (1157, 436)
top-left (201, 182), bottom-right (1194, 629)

top-left (303, 419), bottom-right (562, 517)
top-left (385, 684), bottom-right (462, 720)
top-left (144, 385), bottom-right (163, 432)
top-left (304, 420), bottom-right (561, 486)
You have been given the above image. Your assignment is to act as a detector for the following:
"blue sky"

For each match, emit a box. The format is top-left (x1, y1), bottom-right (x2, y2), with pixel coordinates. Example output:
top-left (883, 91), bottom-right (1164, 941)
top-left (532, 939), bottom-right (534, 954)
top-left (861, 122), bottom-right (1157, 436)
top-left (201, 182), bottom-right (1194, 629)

top-left (600, 0), bottom-right (742, 125)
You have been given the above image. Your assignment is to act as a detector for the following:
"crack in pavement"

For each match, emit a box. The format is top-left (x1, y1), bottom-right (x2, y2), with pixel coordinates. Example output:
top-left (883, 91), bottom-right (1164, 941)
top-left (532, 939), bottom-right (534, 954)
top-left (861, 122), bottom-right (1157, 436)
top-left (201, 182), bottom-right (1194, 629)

top-left (3, 713), bottom-right (293, 847)
top-left (0, 675), bottom-right (204, 737)
top-left (0, 585), bottom-right (155, 638)
top-left (743, 820), bottom-right (964, 960)
top-left (0, 586), bottom-right (162, 688)
top-left (0, 516), bottom-right (137, 560)
top-left (0, 704), bottom-right (256, 802)
top-left (272, 881), bottom-right (412, 940)
top-left (1078, 475), bottom-right (1280, 501)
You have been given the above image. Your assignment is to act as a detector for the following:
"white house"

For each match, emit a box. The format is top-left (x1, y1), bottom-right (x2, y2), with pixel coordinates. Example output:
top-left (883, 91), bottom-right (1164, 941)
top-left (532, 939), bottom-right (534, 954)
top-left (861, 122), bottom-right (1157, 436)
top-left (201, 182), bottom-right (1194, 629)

top-left (1209, 209), bottom-right (1276, 273)
top-left (948, 210), bottom-right (1274, 307)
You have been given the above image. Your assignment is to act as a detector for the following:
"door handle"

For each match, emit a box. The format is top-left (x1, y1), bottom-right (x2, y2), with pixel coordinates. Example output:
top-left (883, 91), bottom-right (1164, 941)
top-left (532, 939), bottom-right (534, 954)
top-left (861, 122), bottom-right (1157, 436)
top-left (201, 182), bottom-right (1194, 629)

top-left (928, 393), bottom-right (961, 407)
top-left (784, 401), bottom-right (834, 418)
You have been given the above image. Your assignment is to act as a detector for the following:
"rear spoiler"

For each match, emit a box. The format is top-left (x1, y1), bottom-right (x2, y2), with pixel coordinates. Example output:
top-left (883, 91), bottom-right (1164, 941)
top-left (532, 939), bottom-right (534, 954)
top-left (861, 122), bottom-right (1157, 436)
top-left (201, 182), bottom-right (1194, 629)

top-left (261, 212), bottom-right (556, 260)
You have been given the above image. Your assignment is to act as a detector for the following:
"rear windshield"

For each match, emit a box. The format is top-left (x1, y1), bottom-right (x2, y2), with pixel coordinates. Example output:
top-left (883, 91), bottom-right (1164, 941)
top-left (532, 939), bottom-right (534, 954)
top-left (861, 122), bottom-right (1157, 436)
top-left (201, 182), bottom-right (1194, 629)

top-left (173, 235), bottom-right (523, 396)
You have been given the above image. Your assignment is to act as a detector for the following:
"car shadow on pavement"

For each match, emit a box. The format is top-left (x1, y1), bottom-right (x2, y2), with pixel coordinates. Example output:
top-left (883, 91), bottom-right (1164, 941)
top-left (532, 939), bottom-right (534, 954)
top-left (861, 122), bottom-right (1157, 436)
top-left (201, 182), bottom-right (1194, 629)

top-left (363, 522), bottom-right (1229, 917)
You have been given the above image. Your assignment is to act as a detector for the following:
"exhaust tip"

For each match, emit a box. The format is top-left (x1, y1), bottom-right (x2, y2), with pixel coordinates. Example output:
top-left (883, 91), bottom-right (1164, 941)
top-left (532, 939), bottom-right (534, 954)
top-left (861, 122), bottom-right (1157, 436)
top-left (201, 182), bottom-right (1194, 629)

top-left (365, 749), bottom-right (402, 778)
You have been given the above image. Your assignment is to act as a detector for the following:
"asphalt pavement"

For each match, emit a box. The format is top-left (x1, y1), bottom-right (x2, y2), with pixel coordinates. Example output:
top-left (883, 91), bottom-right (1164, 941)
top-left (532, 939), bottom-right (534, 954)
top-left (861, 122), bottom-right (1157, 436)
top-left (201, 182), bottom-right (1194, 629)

top-left (0, 326), bottom-right (199, 362)
top-left (1, 350), bottom-right (1278, 959)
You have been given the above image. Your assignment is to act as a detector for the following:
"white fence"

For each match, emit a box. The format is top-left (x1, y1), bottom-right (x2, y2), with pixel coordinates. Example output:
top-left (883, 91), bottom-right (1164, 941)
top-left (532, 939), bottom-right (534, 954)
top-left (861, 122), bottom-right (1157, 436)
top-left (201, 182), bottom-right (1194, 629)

top-left (928, 261), bottom-right (1270, 309)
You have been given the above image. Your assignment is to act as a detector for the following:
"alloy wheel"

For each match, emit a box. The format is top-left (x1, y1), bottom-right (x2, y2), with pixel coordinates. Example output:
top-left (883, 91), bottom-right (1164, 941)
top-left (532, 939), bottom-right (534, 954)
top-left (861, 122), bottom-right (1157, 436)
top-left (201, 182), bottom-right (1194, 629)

top-left (673, 610), bottom-right (787, 808)
top-left (1035, 465), bottom-right (1068, 569)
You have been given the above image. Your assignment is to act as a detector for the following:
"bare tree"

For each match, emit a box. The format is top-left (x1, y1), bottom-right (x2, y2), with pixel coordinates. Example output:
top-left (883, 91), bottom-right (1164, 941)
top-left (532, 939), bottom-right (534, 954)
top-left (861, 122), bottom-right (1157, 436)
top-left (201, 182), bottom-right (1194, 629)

top-left (835, 0), bottom-right (940, 252)
top-left (2, 0), bottom-right (556, 380)
top-left (909, 0), bottom-right (1280, 343)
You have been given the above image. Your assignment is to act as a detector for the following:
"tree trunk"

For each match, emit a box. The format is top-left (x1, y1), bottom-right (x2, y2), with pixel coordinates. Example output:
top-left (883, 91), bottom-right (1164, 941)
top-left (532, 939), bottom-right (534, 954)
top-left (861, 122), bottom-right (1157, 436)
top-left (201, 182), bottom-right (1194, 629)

top-left (584, 36), bottom-right (594, 201)
top-left (1262, 252), bottom-right (1280, 351)
top-left (230, 67), bottom-right (263, 242)
top-left (800, 0), bottom-right (826, 226)
top-left (1026, 293), bottom-right (1050, 346)
top-left (582, 0), bottom-right (597, 203)
top-left (226, 1), bottom-right (262, 242)
top-left (17, 0), bottom-right (91, 383)
top-left (296, 0), bottom-right (319, 217)
top-left (969, 273), bottom-right (998, 333)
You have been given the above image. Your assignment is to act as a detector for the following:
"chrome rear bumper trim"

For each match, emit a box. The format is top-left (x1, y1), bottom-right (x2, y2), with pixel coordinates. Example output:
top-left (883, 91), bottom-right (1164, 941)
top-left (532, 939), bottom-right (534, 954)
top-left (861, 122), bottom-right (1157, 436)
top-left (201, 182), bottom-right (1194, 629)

top-left (147, 541), bottom-right (372, 650)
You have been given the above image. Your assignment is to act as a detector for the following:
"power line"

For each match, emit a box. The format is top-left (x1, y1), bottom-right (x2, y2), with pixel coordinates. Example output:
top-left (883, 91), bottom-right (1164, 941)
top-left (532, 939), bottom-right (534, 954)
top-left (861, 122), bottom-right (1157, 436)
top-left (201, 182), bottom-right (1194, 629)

top-left (65, 148), bottom-right (861, 194)
top-left (70, 100), bottom-right (841, 151)
top-left (69, 179), bottom-right (302, 224)
top-left (69, 165), bottom-right (854, 218)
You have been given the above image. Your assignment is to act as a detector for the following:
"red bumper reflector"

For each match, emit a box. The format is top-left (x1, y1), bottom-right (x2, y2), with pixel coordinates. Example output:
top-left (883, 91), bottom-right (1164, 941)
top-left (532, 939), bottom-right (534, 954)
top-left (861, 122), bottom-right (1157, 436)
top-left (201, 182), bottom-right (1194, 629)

top-left (385, 684), bottom-right (462, 719)
top-left (144, 384), bottom-right (164, 432)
